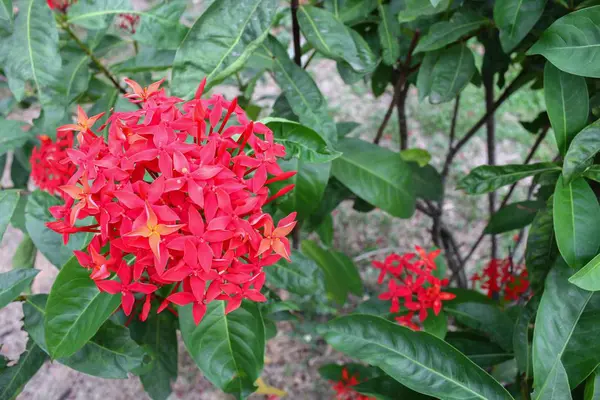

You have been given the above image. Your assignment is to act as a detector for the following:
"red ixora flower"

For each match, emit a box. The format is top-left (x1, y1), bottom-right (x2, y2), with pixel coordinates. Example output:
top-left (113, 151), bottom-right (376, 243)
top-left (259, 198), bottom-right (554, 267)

top-left (30, 130), bottom-right (77, 195)
top-left (117, 13), bottom-right (141, 34)
top-left (47, 0), bottom-right (75, 12)
top-left (330, 368), bottom-right (374, 400)
top-left (471, 257), bottom-right (530, 301)
top-left (373, 246), bottom-right (455, 330)
top-left (48, 77), bottom-right (297, 324)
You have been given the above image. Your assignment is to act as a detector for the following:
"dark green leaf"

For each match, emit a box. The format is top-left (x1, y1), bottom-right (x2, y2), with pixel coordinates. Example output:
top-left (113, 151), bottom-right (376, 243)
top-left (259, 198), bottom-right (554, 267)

top-left (569, 252), bottom-right (600, 291)
top-left (371, 63), bottom-right (392, 97)
top-left (532, 360), bottom-right (572, 400)
top-left (353, 374), bottom-right (432, 400)
top-left (415, 11), bottom-right (488, 53)
top-left (298, 6), bottom-right (376, 73)
top-left (446, 332), bottom-right (514, 369)
top-left (494, 0), bottom-right (547, 53)
top-left (444, 288), bottom-right (495, 306)
top-left (397, 0), bottom-right (450, 23)
top-left (526, 202), bottom-right (558, 292)
top-left (485, 200), bottom-right (544, 234)
top-left (563, 119), bottom-right (600, 182)
top-left (25, 190), bottom-right (89, 268)
top-left (316, 214), bottom-right (334, 247)
top-left (332, 138), bottom-right (416, 218)
top-left (179, 300), bottom-right (265, 398)
top-left (459, 163), bottom-right (560, 194)
top-left (45, 256), bottom-right (121, 359)
top-left (10, 155), bottom-right (29, 188)
top-left (553, 176), bottom-right (600, 269)
top-left (0, 189), bottom-right (19, 241)
top-left (322, 314), bottom-right (513, 399)
top-left (10, 193), bottom-right (27, 232)
top-left (0, 0), bottom-right (12, 36)
top-left (544, 62), bottom-right (589, 156)
top-left (12, 234), bottom-right (36, 270)
top-left (325, 0), bottom-right (378, 24)
top-left (377, 3), bottom-right (400, 65)
top-left (0, 118), bottom-right (29, 156)
top-left (112, 47), bottom-right (175, 74)
top-left (267, 251), bottom-right (323, 296)
top-left (0, 339), bottom-right (47, 400)
top-left (336, 121), bottom-right (360, 138)
top-left (301, 240), bottom-right (362, 304)
top-left (528, 6), bottom-right (600, 78)
top-left (263, 118), bottom-right (341, 163)
top-left (0, 269), bottom-right (38, 309)
top-left (409, 163), bottom-right (443, 201)
top-left (337, 60), bottom-right (365, 85)
top-left (422, 310), bottom-right (447, 339)
top-left (426, 44), bottom-right (476, 104)
top-left (172, 0), bottom-right (277, 96)
top-left (584, 368), bottom-right (600, 400)
top-left (513, 295), bottom-right (540, 378)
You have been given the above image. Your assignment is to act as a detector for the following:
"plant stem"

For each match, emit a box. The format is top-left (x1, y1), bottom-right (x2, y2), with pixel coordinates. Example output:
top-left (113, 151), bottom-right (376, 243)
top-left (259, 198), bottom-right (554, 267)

top-left (303, 50), bottom-right (317, 69)
top-left (374, 96), bottom-right (396, 144)
top-left (484, 74), bottom-right (497, 260)
top-left (394, 30), bottom-right (420, 151)
top-left (291, 0), bottom-right (302, 67)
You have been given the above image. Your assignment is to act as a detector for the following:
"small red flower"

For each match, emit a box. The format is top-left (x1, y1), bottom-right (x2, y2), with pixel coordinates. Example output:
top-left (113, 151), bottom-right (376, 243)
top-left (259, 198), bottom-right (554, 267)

top-left (471, 258), bottom-right (529, 301)
top-left (117, 13), bottom-right (140, 34)
top-left (30, 131), bottom-right (77, 194)
top-left (96, 263), bottom-right (157, 315)
top-left (330, 368), bottom-right (374, 400)
top-left (47, 0), bottom-right (75, 12)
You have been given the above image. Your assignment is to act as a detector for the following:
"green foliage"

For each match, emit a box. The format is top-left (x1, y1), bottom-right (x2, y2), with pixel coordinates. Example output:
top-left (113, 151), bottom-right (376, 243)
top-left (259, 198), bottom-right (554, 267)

top-left (0, 269), bottom-right (38, 309)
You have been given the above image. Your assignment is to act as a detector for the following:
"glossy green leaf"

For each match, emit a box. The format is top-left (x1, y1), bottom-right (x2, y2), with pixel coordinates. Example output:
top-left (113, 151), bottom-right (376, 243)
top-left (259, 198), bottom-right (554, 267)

top-left (0, 339), bottom-right (47, 400)
top-left (0, 269), bottom-right (38, 309)
top-left (528, 6), bottom-right (600, 78)
top-left (584, 368), bottom-right (600, 400)
top-left (332, 138), bottom-right (415, 218)
top-left (532, 360), bottom-right (572, 400)
top-left (60, 49), bottom-right (91, 105)
top-left (422, 310), bottom-right (447, 339)
top-left (526, 202), bottom-right (558, 291)
top-left (400, 148), bottom-right (431, 167)
top-left (0, 0), bottom-right (12, 36)
top-left (377, 2), bottom-right (400, 65)
top-left (112, 47), bottom-right (175, 74)
top-left (544, 62), bottom-right (589, 156)
top-left (371, 63), bottom-right (392, 97)
top-left (263, 36), bottom-right (337, 144)
top-left (459, 163), bottom-right (560, 194)
top-left (494, 0), bottom-right (547, 53)
top-left (427, 44), bottom-right (476, 104)
top-left (325, 0), bottom-right (378, 24)
top-left (179, 300), bottom-right (265, 398)
top-left (322, 314), bottom-right (513, 399)
top-left (513, 295), bottom-right (540, 379)
top-left (10, 154), bottom-right (29, 189)
top-left (172, 0), bottom-right (277, 96)
top-left (267, 251), bottom-right (323, 296)
top-left (569, 252), bottom-right (600, 291)
top-left (446, 332), bottom-right (514, 369)
top-left (446, 302), bottom-right (514, 352)
top-left (0, 189), bottom-right (19, 241)
top-left (485, 200), bottom-right (544, 234)
top-left (0, 118), bottom-right (29, 156)
top-left (12, 234), bottom-right (36, 270)
top-left (316, 214), bottom-right (334, 247)
top-left (25, 190), bottom-right (89, 268)
top-left (415, 12), bottom-right (488, 53)
top-left (129, 307), bottom-right (178, 400)
top-left (45, 256), bottom-right (121, 359)
top-left (298, 5), bottom-right (376, 74)
top-left (24, 295), bottom-right (147, 379)
top-left (302, 240), bottom-right (362, 304)
top-left (563, 119), bottom-right (600, 183)
top-left (353, 375), bottom-right (432, 400)
top-left (263, 118), bottom-right (341, 163)
top-left (397, 0), bottom-right (450, 23)
top-left (553, 176), bottom-right (600, 269)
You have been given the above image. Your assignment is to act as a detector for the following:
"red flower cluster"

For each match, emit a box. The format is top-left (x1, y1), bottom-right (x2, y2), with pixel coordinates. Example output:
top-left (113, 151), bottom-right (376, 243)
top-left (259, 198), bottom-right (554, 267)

top-left (373, 247), bottom-right (455, 330)
top-left (46, 0), bottom-right (75, 12)
top-left (471, 258), bottom-right (529, 301)
top-left (48, 77), bottom-right (297, 324)
top-left (117, 13), bottom-right (141, 34)
top-left (330, 368), bottom-right (374, 400)
top-left (30, 131), bottom-right (77, 194)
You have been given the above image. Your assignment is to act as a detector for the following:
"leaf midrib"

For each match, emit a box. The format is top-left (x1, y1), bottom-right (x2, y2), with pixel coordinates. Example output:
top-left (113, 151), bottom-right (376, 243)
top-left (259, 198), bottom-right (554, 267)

top-left (0, 343), bottom-right (38, 398)
top-left (299, 6), bottom-right (332, 54)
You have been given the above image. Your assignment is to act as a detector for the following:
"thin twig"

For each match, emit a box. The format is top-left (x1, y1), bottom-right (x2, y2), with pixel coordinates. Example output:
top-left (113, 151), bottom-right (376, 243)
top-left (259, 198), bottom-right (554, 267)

top-left (291, 0), bottom-right (302, 66)
top-left (484, 74), bottom-right (497, 260)
top-left (303, 50), bottom-right (317, 69)
top-left (374, 96), bottom-right (396, 144)
top-left (395, 30), bottom-right (421, 151)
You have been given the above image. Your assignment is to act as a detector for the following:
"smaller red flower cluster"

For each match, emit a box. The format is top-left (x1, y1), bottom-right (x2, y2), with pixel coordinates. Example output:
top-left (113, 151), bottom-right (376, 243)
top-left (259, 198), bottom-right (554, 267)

top-left (471, 258), bottom-right (529, 301)
top-left (30, 131), bottom-right (77, 195)
top-left (46, 0), bottom-right (75, 12)
top-left (117, 13), bottom-right (140, 34)
top-left (330, 368), bottom-right (374, 400)
top-left (373, 246), bottom-right (455, 330)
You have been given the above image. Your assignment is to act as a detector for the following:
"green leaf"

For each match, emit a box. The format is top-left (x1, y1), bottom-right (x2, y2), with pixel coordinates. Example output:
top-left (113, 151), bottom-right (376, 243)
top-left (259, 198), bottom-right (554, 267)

top-left (569, 252), bottom-right (600, 291)
top-left (377, 2), bottom-right (400, 66)
top-left (446, 302), bottom-right (514, 352)
top-left (553, 176), bottom-right (600, 269)
top-left (415, 11), bottom-right (488, 53)
top-left (528, 6), bottom-right (600, 78)
top-left (446, 332), bottom-right (514, 369)
top-left (544, 62), bottom-right (589, 156)
top-left (0, 269), bottom-right (38, 309)
top-left (267, 251), bottom-right (323, 296)
top-left (459, 163), bottom-right (560, 194)
top-left (0, 118), bottom-right (29, 156)
top-left (172, 0), bottom-right (277, 97)
top-left (263, 36), bottom-right (337, 144)
top-left (45, 256), bottom-right (121, 359)
top-left (179, 300), bottom-right (265, 398)
top-left (25, 190), bottom-right (89, 268)
top-left (353, 374), bottom-right (432, 400)
top-left (494, 0), bottom-right (547, 53)
top-left (112, 47), bottom-right (175, 74)
top-left (513, 295), bottom-right (540, 378)
top-left (262, 118), bottom-right (341, 163)
top-left (302, 240), bottom-right (362, 304)
top-left (325, 0), bottom-right (378, 24)
top-left (298, 6), bottom-right (376, 74)
top-left (485, 200), bottom-right (544, 234)
top-left (371, 63), bottom-right (392, 97)
top-left (0, 189), bottom-right (19, 241)
top-left (332, 138), bottom-right (416, 218)
top-left (10, 193), bottom-right (27, 232)
top-left (322, 314), bottom-right (513, 399)
top-left (4, 0), bottom-right (65, 129)
top-left (425, 44), bottom-right (476, 104)
top-left (0, 339), bottom-right (47, 400)
top-left (0, 0), bottom-right (13, 36)
top-left (526, 202), bottom-right (558, 291)
top-left (10, 154), bottom-right (29, 189)
top-left (60, 49), bottom-right (91, 105)
top-left (129, 307), bottom-right (178, 400)
top-left (24, 295), bottom-right (148, 379)
top-left (397, 0), bottom-right (451, 23)
top-left (316, 213), bottom-right (334, 247)
top-left (563, 119), bottom-right (600, 183)
top-left (422, 310), bottom-right (447, 339)
top-left (584, 368), bottom-right (600, 400)
top-left (532, 360), bottom-right (572, 400)
top-left (88, 87), bottom-right (119, 130)
top-left (400, 148), bottom-right (431, 167)
top-left (12, 234), bottom-right (37, 269)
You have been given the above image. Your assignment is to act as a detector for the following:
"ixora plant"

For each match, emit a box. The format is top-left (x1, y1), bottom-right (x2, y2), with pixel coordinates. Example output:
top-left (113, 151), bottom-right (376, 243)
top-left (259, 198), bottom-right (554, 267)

top-left (3, 0), bottom-right (600, 399)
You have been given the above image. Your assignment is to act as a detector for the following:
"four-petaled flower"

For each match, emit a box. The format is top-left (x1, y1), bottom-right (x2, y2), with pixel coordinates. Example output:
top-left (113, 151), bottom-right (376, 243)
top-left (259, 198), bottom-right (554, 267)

top-left (96, 263), bottom-right (157, 315)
